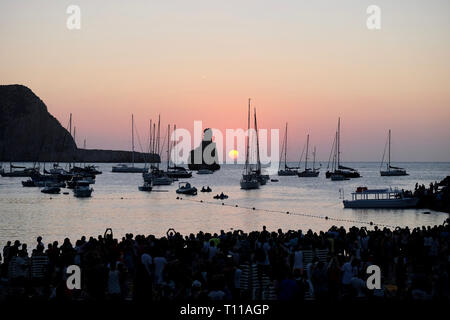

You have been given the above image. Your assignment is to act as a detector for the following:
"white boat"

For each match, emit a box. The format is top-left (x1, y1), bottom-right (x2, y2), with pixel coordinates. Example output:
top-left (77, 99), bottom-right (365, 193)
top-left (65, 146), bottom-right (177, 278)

top-left (380, 130), bottom-right (408, 176)
top-left (240, 99), bottom-right (260, 190)
top-left (112, 114), bottom-right (148, 173)
top-left (197, 169), bottom-right (213, 174)
top-left (278, 123), bottom-right (299, 176)
top-left (73, 181), bottom-right (93, 197)
top-left (343, 187), bottom-right (419, 208)
top-left (298, 135), bottom-right (320, 177)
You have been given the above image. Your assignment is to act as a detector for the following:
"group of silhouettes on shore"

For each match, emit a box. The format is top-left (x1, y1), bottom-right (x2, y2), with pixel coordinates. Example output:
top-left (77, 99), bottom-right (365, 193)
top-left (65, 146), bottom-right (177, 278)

top-left (0, 220), bottom-right (449, 301)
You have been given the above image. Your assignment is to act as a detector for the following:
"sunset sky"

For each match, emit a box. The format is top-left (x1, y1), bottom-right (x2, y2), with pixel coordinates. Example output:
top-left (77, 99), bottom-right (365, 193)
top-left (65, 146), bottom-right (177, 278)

top-left (1, 0), bottom-right (449, 161)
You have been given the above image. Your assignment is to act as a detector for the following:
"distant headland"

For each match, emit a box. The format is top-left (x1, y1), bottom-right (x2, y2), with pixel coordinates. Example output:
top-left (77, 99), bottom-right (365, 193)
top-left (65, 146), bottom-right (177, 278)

top-left (0, 84), bottom-right (159, 163)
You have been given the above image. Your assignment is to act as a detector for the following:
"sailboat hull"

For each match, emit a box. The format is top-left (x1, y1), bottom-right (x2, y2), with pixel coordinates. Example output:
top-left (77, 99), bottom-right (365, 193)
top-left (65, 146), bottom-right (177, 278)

top-left (326, 170), bottom-right (360, 179)
top-left (380, 170), bottom-right (408, 176)
top-left (298, 170), bottom-right (319, 177)
top-left (278, 169), bottom-right (298, 176)
top-left (240, 179), bottom-right (260, 190)
top-left (112, 166), bottom-right (148, 173)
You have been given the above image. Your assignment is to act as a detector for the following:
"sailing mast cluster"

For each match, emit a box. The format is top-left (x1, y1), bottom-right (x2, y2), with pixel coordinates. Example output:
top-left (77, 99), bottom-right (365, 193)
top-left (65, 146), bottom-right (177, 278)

top-left (277, 117), bottom-right (408, 180)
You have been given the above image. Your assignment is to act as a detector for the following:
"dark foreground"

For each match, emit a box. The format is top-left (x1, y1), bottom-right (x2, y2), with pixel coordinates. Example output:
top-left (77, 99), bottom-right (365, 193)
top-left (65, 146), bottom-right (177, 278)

top-left (1, 220), bottom-right (449, 303)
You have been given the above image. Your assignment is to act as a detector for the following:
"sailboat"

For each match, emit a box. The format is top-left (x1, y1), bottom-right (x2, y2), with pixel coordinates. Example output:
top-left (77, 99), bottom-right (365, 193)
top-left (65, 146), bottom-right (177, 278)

top-left (298, 135), bottom-right (320, 177)
top-left (325, 118), bottom-right (360, 179)
top-left (240, 99), bottom-right (260, 190)
top-left (380, 130), bottom-right (408, 176)
top-left (252, 108), bottom-right (269, 185)
top-left (143, 116), bottom-right (173, 185)
top-left (167, 124), bottom-right (192, 178)
top-left (278, 123), bottom-right (300, 176)
top-left (112, 114), bottom-right (149, 173)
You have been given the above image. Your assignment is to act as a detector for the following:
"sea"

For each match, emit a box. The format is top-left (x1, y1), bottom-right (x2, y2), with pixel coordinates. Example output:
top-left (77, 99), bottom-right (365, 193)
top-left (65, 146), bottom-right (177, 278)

top-left (0, 162), bottom-right (448, 248)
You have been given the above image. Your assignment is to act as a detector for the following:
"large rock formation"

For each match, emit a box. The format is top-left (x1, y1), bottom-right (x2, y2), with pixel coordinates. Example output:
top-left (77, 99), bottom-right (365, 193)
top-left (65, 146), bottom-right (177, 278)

top-left (0, 84), bottom-right (159, 163)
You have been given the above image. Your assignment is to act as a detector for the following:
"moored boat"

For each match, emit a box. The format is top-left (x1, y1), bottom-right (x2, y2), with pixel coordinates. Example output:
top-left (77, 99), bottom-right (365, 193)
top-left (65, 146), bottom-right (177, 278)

top-left (298, 135), bottom-right (320, 177)
top-left (343, 187), bottom-right (419, 208)
top-left (380, 130), bottom-right (408, 176)
top-left (240, 99), bottom-right (260, 190)
top-left (326, 118), bottom-right (360, 179)
top-left (176, 182), bottom-right (198, 195)
top-left (278, 123), bottom-right (300, 176)
top-left (138, 181), bottom-right (153, 192)
top-left (41, 186), bottom-right (61, 194)
top-left (73, 181), bottom-right (93, 197)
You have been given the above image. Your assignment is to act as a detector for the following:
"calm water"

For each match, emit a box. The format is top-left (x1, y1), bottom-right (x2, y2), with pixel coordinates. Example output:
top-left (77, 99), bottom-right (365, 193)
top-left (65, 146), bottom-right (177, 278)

top-left (0, 162), bottom-right (448, 248)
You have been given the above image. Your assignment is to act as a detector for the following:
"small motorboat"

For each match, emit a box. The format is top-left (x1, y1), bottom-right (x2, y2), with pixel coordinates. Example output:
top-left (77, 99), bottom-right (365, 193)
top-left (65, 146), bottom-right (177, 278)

top-left (176, 182), bottom-right (197, 195)
top-left (73, 181), bottom-right (93, 198)
top-left (22, 179), bottom-right (36, 187)
top-left (197, 169), bottom-right (213, 175)
top-left (138, 181), bottom-right (153, 192)
top-left (271, 179), bottom-right (279, 182)
top-left (201, 186), bottom-right (212, 192)
top-left (41, 186), bottom-right (61, 194)
top-left (213, 193), bottom-right (229, 200)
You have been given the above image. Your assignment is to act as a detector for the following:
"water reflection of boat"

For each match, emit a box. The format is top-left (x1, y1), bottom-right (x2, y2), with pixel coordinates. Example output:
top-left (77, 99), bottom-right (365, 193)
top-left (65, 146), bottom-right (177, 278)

top-left (343, 187), bottom-right (419, 208)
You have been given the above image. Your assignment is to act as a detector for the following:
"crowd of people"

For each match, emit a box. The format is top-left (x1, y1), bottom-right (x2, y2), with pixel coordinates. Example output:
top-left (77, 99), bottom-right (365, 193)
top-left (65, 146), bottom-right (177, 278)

top-left (0, 220), bottom-right (449, 301)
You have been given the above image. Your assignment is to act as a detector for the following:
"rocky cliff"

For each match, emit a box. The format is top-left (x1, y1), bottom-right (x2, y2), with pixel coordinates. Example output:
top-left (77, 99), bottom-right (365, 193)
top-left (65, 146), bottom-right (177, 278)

top-left (0, 84), bottom-right (159, 163)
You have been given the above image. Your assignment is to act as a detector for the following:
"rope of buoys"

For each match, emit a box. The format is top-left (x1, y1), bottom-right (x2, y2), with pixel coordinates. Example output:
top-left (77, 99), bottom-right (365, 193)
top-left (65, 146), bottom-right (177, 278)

top-left (176, 197), bottom-right (395, 229)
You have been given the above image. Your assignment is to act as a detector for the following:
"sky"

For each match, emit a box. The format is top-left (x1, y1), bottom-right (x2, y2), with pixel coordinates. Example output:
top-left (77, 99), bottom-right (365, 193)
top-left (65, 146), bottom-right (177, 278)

top-left (1, 0), bottom-right (449, 162)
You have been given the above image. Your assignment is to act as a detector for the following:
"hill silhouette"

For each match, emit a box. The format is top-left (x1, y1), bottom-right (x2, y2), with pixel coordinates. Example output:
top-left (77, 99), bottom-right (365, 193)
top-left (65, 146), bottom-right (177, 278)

top-left (0, 84), bottom-right (159, 163)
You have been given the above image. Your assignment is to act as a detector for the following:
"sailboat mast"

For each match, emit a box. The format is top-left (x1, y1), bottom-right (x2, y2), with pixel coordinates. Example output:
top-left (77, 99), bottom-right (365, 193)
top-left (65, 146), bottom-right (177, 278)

top-left (305, 134), bottom-right (309, 170)
top-left (174, 124), bottom-right (177, 165)
top-left (334, 131), bottom-right (338, 171)
top-left (131, 114), bottom-right (135, 167)
top-left (83, 138), bottom-right (86, 167)
top-left (284, 123), bottom-right (288, 169)
top-left (167, 124), bottom-right (170, 169)
top-left (245, 99), bottom-right (251, 171)
top-left (254, 108), bottom-right (261, 172)
top-left (313, 146), bottom-right (316, 170)
top-left (337, 118), bottom-right (340, 168)
top-left (388, 129), bottom-right (391, 170)
top-left (157, 115), bottom-right (161, 168)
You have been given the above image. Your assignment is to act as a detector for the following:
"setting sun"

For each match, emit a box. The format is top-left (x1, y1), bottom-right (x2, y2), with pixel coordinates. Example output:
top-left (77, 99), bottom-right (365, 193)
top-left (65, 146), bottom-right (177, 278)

top-left (228, 149), bottom-right (239, 160)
